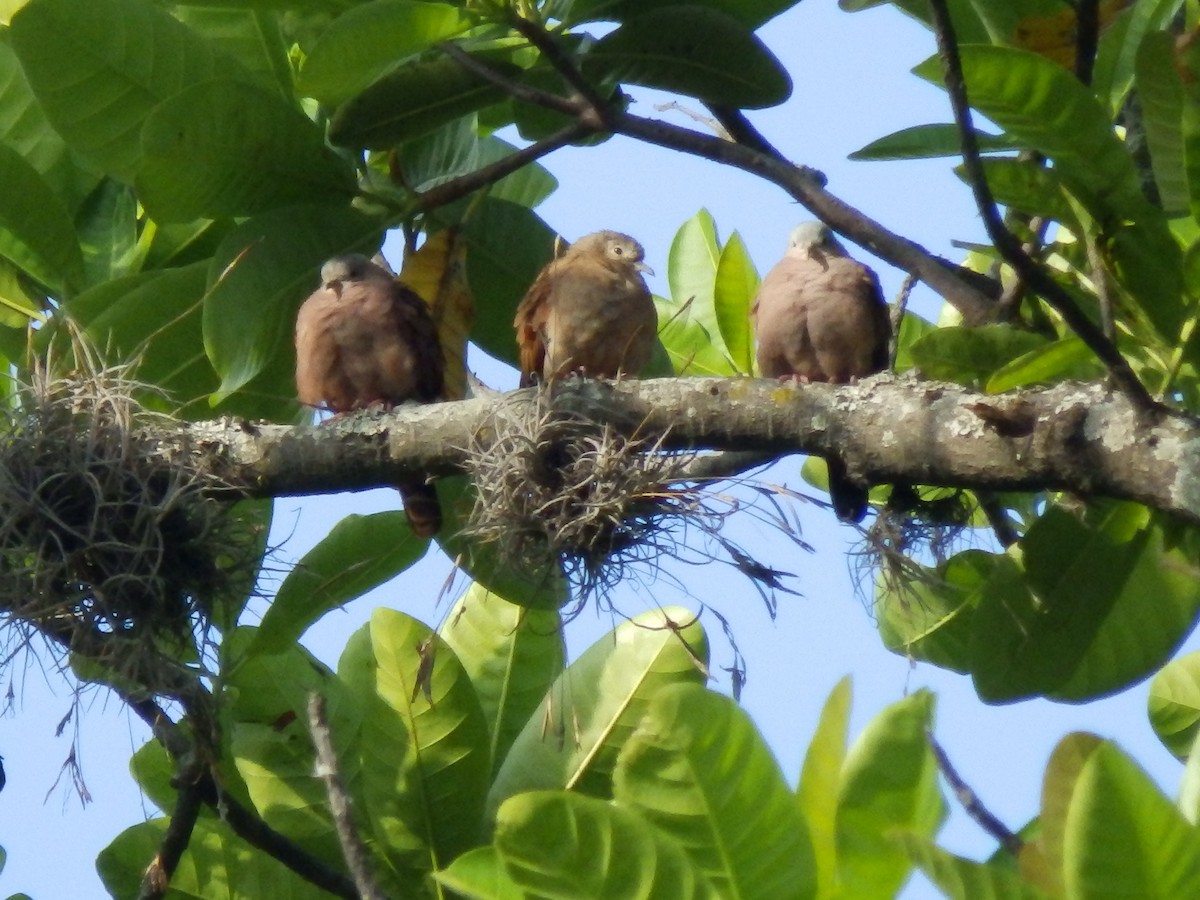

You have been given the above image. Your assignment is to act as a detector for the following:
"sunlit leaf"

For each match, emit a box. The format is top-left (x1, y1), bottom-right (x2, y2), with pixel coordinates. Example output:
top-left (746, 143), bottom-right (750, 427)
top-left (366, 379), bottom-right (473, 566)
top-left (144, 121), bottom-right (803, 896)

top-left (1149, 650), bottom-right (1200, 759)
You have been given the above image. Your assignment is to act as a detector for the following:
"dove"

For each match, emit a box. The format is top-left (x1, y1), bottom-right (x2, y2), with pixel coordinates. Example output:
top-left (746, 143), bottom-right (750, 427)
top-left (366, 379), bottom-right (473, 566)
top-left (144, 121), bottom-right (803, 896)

top-left (295, 253), bottom-right (444, 536)
top-left (751, 222), bottom-right (891, 522)
top-left (514, 230), bottom-right (657, 387)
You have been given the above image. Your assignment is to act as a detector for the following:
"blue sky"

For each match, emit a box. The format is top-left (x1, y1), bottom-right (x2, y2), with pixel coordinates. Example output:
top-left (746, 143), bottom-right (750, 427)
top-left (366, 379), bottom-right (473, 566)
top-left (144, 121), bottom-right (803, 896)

top-left (3, 3), bottom-right (1196, 898)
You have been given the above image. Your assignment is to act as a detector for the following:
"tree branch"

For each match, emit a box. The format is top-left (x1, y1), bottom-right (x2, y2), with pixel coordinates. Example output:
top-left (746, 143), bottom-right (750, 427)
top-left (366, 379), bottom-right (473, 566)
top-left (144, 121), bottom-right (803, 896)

top-left (927, 0), bottom-right (1156, 412)
top-left (138, 760), bottom-right (204, 900)
top-left (158, 377), bottom-right (1198, 524)
top-left (927, 730), bottom-right (1023, 856)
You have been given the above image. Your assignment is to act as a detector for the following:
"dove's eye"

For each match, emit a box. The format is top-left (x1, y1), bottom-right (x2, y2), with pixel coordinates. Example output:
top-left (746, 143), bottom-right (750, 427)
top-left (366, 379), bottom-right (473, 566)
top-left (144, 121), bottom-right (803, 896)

top-left (613, 245), bottom-right (624, 255)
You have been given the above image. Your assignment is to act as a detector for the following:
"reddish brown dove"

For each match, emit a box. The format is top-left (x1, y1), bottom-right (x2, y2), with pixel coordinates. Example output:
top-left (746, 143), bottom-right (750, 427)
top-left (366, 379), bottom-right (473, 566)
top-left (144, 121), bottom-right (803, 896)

top-left (751, 222), bottom-right (891, 523)
top-left (295, 253), bottom-right (444, 536)
top-left (514, 230), bottom-right (657, 387)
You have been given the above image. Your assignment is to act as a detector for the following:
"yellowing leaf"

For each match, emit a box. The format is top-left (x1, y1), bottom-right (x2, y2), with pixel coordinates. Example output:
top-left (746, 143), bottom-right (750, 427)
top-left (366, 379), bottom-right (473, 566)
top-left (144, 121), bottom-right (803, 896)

top-left (400, 228), bottom-right (474, 400)
top-left (1012, 0), bottom-right (1131, 69)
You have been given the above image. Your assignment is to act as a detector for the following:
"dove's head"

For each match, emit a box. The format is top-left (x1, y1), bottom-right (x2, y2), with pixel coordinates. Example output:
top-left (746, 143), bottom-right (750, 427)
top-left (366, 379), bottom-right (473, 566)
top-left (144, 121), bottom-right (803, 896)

top-left (573, 230), bottom-right (654, 276)
top-left (788, 222), bottom-right (848, 259)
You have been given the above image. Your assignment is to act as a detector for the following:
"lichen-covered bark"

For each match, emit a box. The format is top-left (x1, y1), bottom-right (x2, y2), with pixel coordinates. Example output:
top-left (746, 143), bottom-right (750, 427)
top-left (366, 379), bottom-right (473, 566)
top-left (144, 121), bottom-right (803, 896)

top-left (158, 375), bottom-right (1200, 525)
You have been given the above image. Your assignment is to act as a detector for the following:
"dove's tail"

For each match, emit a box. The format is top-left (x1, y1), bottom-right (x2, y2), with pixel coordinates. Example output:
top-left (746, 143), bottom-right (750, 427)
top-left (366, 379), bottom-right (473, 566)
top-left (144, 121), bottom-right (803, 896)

top-left (398, 481), bottom-right (441, 537)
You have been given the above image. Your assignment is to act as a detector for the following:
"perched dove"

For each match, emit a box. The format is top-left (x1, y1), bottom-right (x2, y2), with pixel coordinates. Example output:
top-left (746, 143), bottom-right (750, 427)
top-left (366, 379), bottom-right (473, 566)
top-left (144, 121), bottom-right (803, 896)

top-left (514, 230), bottom-right (657, 387)
top-left (751, 222), bottom-right (891, 523)
top-left (295, 254), bottom-right (444, 536)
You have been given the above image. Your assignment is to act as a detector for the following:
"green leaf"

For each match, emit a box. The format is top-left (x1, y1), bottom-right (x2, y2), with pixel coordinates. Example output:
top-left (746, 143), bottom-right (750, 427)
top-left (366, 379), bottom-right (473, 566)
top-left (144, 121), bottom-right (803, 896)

top-left (713, 230), bottom-right (758, 375)
top-left (246, 511), bottom-right (428, 661)
top-left (971, 505), bottom-right (1200, 703)
top-left (901, 834), bottom-right (1049, 900)
top-left (584, 5), bottom-right (791, 109)
top-left (440, 582), bottom-right (565, 776)
top-left (487, 606), bottom-right (708, 821)
top-left (0, 39), bottom-right (95, 211)
top-left (494, 791), bottom-right (719, 898)
top-left (329, 53), bottom-right (519, 149)
top-left (0, 142), bottom-right (83, 294)
top-left (985, 337), bottom-right (1104, 392)
top-left (557, 0), bottom-right (794, 29)
top-left (98, 819), bottom-right (332, 900)
top-left (615, 683), bottom-right (817, 899)
top-left (1093, 0), bottom-right (1186, 116)
top-left (136, 79), bottom-right (355, 223)
top-left (914, 45), bottom-right (1145, 219)
top-left (463, 197), bottom-right (558, 368)
top-left (65, 262), bottom-right (218, 410)
top-left (9, 0), bottom-right (252, 181)
top-left (298, 0), bottom-right (468, 105)
top-left (1063, 742), bottom-right (1200, 898)
top-left (129, 738), bottom-right (180, 817)
top-left (174, 8), bottom-right (295, 98)
top-left (1149, 650), bottom-right (1200, 759)
top-left (659, 208), bottom-right (737, 375)
top-left (435, 846), bottom-right (525, 900)
top-left (841, 0), bottom-right (991, 42)
top-left (850, 123), bottom-right (1022, 160)
top-left (203, 202), bottom-right (381, 404)
top-left (75, 179), bottom-right (139, 288)
top-left (877, 550), bottom-right (994, 674)
top-left (908, 324), bottom-right (1048, 387)
top-left (797, 677), bottom-right (852, 899)
top-left (958, 158), bottom-right (1081, 229)
top-left (1136, 30), bottom-right (1189, 215)
top-left (838, 690), bottom-right (945, 898)
top-left (1036, 732), bottom-right (1105, 898)
top-left (367, 608), bottom-right (492, 871)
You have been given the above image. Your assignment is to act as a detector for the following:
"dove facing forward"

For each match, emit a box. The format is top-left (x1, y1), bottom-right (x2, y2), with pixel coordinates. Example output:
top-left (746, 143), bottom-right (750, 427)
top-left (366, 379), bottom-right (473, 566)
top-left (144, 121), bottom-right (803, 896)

top-left (751, 222), bottom-right (891, 523)
top-left (295, 253), bottom-right (444, 536)
top-left (514, 230), bottom-right (657, 387)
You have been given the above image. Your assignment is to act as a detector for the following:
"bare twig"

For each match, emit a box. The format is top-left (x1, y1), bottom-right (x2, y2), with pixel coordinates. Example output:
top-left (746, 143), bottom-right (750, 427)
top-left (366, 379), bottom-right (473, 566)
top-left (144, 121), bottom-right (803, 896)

top-left (890, 274), bottom-right (916, 368)
top-left (307, 692), bottom-right (385, 900)
top-left (138, 759), bottom-right (205, 900)
top-left (927, 0), bottom-right (1156, 413)
top-left (928, 729), bottom-right (1023, 856)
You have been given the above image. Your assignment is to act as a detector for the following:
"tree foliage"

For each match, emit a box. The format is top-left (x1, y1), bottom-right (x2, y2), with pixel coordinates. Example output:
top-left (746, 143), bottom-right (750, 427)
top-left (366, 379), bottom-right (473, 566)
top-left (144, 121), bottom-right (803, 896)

top-left (1, 0), bottom-right (1200, 897)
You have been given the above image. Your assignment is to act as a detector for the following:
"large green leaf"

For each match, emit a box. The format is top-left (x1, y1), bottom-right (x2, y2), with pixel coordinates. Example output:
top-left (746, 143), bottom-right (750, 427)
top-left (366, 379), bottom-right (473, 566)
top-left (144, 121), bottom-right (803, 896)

top-left (985, 337), bottom-right (1103, 393)
top-left (1063, 742), bottom-right (1200, 897)
top-left (440, 582), bottom-right (566, 775)
top-left (971, 505), bottom-right (1200, 703)
top-left (1135, 30), bottom-right (1188, 215)
top-left (366, 608), bottom-right (492, 871)
top-left (493, 791), bottom-right (718, 898)
top-left (960, 157), bottom-right (1081, 230)
top-left (0, 38), bottom-right (94, 211)
top-left (583, 5), bottom-right (791, 109)
top-left (298, 0), bottom-right (468, 105)
top-left (487, 606), bottom-right (709, 820)
top-left (174, 8), bottom-right (294, 98)
top-left (901, 834), bottom-right (1048, 900)
top-left (0, 142), bottom-right (83, 294)
top-left (9, 0), bottom-right (253, 180)
top-left (907, 324), bottom-right (1049, 387)
top-left (615, 683), bottom-right (817, 899)
top-left (98, 818), bottom-right (331, 900)
top-left (329, 53), bottom-right (519, 149)
top-left (797, 677), bottom-right (852, 899)
top-left (75, 179), bottom-right (139, 289)
top-left (838, 690), bottom-right (945, 898)
top-left (713, 229), bottom-right (757, 375)
top-left (1149, 650), bottom-right (1200, 759)
top-left (877, 550), bottom-right (993, 674)
top-left (202, 202), bottom-right (381, 403)
top-left (64, 262), bottom-right (218, 411)
top-left (659, 208), bottom-right (736, 376)
top-left (245, 511), bottom-right (428, 662)
top-left (463, 197), bottom-right (557, 368)
top-left (136, 79), bottom-right (356, 223)
top-left (435, 846), bottom-right (525, 899)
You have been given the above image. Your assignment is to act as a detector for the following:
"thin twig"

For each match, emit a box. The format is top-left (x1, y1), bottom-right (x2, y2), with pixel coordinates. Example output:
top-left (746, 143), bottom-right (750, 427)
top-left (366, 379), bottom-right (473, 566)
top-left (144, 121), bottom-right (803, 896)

top-left (507, 12), bottom-right (611, 112)
top-left (308, 692), bottom-right (385, 900)
top-left (927, 0), bottom-right (1157, 413)
top-left (890, 274), bottom-right (916, 369)
top-left (927, 729), bottom-right (1023, 856)
top-left (704, 103), bottom-right (781, 158)
top-left (137, 760), bottom-right (205, 900)
top-left (975, 492), bottom-right (1021, 548)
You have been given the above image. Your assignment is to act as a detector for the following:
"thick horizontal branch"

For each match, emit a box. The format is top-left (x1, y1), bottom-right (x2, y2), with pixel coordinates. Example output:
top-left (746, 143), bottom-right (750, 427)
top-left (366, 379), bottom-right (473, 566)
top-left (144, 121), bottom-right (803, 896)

top-left (160, 377), bottom-right (1200, 524)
